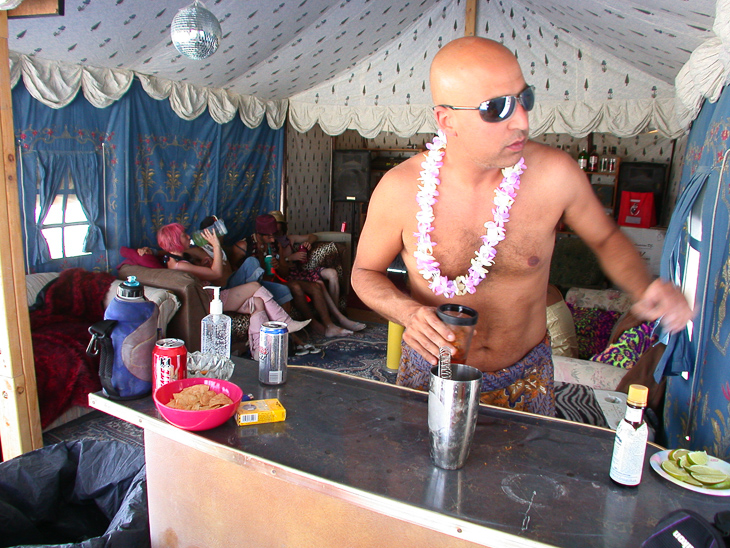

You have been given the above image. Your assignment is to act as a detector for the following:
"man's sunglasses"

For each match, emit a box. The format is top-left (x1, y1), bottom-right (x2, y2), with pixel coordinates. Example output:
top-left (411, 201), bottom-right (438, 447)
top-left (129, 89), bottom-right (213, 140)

top-left (436, 86), bottom-right (535, 123)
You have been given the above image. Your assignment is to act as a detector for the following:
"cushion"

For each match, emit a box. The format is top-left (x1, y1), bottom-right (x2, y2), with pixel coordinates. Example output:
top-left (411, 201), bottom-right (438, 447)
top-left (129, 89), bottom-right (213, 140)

top-left (590, 322), bottom-right (657, 369)
top-left (117, 246), bottom-right (165, 269)
top-left (26, 272), bottom-right (60, 307)
top-left (553, 355), bottom-right (628, 391)
top-left (565, 287), bottom-right (632, 313)
top-left (567, 303), bottom-right (621, 360)
top-left (546, 300), bottom-right (578, 358)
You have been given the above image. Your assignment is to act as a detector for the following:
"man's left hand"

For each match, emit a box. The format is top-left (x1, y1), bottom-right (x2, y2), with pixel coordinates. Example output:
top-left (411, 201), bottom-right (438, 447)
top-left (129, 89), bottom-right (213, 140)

top-left (631, 279), bottom-right (694, 334)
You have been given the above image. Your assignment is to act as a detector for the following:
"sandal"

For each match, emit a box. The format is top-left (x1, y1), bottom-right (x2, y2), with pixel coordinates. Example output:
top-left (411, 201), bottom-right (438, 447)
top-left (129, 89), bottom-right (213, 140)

top-left (304, 343), bottom-right (321, 354)
top-left (294, 345), bottom-right (310, 356)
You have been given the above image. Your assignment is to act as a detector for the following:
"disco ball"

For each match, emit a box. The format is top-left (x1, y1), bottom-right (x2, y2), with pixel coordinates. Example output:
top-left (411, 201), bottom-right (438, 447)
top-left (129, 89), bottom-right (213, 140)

top-left (171, 1), bottom-right (222, 60)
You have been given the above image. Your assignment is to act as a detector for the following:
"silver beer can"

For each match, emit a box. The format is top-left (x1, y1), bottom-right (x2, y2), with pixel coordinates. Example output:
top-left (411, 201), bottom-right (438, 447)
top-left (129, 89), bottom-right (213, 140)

top-left (258, 321), bottom-right (288, 385)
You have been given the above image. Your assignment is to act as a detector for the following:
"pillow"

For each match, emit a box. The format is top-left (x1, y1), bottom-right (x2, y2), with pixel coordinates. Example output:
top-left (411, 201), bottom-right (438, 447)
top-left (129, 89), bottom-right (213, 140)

top-left (590, 322), bottom-right (657, 369)
top-left (567, 303), bottom-right (621, 360)
top-left (26, 272), bottom-right (60, 308)
top-left (117, 246), bottom-right (165, 269)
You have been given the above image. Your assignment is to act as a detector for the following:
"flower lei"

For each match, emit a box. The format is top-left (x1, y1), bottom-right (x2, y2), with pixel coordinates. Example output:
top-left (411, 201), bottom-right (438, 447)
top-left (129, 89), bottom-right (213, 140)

top-left (414, 131), bottom-right (526, 298)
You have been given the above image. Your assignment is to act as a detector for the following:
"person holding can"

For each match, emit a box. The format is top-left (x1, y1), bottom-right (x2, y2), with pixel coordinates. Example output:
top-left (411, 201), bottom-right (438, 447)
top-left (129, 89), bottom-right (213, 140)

top-left (157, 223), bottom-right (310, 359)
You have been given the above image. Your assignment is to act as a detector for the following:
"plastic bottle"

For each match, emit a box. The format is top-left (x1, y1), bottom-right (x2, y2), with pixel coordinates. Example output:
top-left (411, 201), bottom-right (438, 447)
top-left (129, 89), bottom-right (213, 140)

top-left (609, 384), bottom-right (649, 486)
top-left (201, 286), bottom-right (231, 359)
top-left (264, 243), bottom-right (277, 276)
top-left (191, 218), bottom-right (228, 247)
top-left (101, 276), bottom-right (159, 399)
top-left (577, 147), bottom-right (589, 171)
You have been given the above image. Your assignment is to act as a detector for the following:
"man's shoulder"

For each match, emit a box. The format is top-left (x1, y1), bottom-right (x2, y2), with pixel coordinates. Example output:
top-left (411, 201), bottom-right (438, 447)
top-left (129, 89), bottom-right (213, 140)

top-left (522, 140), bottom-right (587, 182)
top-left (372, 155), bottom-right (423, 196)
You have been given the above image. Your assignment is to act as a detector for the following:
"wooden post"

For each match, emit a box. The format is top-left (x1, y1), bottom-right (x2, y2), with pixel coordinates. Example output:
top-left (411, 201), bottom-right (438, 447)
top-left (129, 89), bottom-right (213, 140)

top-left (464, 0), bottom-right (477, 37)
top-left (0, 10), bottom-right (42, 461)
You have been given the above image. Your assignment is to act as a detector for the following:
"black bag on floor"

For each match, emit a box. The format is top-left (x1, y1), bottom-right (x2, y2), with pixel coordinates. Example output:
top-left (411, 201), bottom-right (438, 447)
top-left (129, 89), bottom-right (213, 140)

top-left (0, 439), bottom-right (149, 548)
top-left (642, 509), bottom-right (728, 548)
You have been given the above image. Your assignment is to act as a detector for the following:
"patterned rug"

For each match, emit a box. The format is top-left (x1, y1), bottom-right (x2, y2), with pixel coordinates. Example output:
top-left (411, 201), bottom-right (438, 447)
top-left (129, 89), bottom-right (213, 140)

top-left (288, 321), bottom-right (396, 384)
top-left (43, 410), bottom-right (144, 448)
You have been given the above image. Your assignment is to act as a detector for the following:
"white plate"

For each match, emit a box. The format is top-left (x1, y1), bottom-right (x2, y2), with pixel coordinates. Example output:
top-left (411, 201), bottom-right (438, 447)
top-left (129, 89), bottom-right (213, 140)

top-left (650, 450), bottom-right (730, 497)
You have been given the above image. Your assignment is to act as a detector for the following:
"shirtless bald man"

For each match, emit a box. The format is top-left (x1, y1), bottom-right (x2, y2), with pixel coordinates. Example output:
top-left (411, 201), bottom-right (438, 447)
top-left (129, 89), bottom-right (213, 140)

top-left (351, 37), bottom-right (693, 416)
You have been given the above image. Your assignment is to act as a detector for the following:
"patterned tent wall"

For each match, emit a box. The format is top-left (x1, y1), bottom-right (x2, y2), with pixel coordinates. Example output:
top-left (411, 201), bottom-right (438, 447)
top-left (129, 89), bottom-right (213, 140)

top-left (8, 0), bottom-right (721, 138)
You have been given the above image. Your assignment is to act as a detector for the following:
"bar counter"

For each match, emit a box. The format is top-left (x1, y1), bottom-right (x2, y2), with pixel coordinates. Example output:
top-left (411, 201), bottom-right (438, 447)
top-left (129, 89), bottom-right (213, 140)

top-left (89, 359), bottom-right (728, 548)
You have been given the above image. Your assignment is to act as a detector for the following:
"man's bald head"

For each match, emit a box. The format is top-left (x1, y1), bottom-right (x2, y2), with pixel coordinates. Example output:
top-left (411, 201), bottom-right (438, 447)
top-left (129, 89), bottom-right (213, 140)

top-left (430, 37), bottom-right (523, 106)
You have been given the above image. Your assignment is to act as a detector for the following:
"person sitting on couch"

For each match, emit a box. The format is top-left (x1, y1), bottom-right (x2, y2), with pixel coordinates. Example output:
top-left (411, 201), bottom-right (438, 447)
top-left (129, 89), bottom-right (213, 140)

top-left (269, 210), bottom-right (345, 310)
top-left (246, 214), bottom-right (364, 337)
top-left (197, 215), bottom-right (293, 308)
top-left (157, 222), bottom-right (310, 359)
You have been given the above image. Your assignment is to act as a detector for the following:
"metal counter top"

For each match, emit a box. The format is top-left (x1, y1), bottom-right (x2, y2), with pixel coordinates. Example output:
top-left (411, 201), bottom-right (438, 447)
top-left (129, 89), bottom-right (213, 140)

top-left (90, 359), bottom-right (728, 548)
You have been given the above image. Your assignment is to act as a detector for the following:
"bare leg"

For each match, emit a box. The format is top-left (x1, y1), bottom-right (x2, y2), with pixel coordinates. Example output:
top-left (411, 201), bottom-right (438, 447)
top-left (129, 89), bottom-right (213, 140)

top-left (220, 282), bottom-right (260, 311)
top-left (299, 280), bottom-right (352, 337)
top-left (287, 280), bottom-right (326, 335)
top-left (320, 267), bottom-right (340, 304)
top-left (316, 280), bottom-right (365, 332)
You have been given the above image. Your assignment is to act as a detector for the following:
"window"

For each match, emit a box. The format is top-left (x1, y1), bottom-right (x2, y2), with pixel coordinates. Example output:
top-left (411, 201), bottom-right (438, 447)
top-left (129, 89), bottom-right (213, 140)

top-left (36, 175), bottom-right (91, 259)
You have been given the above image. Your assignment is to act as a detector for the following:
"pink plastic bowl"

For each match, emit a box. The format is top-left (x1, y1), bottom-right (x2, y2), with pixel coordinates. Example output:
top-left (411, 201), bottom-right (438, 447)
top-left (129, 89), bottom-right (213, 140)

top-left (153, 377), bottom-right (243, 431)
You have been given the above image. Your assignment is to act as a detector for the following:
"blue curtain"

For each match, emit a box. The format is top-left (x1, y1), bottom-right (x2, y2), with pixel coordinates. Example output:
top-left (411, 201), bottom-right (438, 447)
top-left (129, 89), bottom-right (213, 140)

top-left (13, 79), bottom-right (283, 272)
top-left (126, 81), bottom-right (283, 249)
top-left (658, 87), bottom-right (730, 457)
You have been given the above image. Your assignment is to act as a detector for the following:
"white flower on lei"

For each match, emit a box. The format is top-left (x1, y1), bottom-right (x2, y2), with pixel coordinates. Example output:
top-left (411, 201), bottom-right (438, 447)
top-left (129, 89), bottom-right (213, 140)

top-left (413, 132), bottom-right (525, 297)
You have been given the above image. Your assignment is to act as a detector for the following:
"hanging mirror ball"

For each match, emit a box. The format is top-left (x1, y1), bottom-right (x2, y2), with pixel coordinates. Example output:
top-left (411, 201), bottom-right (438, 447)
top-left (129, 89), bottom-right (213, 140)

top-left (170, 1), bottom-right (222, 60)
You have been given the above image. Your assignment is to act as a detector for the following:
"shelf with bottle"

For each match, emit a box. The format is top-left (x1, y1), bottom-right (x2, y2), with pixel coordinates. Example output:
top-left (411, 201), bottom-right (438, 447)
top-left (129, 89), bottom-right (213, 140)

top-left (573, 145), bottom-right (621, 212)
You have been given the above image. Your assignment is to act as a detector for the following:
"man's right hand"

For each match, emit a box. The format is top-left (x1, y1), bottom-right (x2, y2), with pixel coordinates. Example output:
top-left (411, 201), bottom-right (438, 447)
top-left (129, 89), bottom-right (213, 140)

top-left (402, 306), bottom-right (457, 366)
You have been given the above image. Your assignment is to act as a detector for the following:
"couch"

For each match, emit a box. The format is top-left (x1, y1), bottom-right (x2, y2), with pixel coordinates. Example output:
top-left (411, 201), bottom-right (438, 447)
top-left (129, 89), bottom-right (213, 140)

top-left (551, 287), bottom-right (665, 415)
top-left (25, 269), bottom-right (181, 430)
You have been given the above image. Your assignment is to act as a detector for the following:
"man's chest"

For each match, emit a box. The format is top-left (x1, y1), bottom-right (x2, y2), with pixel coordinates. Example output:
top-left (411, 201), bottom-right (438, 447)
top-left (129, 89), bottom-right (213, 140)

top-left (403, 194), bottom-right (558, 278)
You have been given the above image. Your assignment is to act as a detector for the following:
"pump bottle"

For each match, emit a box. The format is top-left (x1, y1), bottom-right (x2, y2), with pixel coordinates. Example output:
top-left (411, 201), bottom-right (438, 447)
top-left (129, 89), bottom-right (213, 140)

top-left (201, 286), bottom-right (231, 359)
top-left (609, 384), bottom-right (649, 486)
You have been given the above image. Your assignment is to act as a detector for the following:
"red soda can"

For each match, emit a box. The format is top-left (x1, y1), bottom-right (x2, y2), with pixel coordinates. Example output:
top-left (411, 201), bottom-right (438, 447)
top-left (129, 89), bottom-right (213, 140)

top-left (152, 338), bottom-right (187, 393)
top-left (341, 221), bottom-right (347, 232)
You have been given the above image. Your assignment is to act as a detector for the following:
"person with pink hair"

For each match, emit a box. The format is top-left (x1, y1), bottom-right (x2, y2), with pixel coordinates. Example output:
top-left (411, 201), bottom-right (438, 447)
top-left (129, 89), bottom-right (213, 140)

top-left (157, 223), bottom-right (309, 359)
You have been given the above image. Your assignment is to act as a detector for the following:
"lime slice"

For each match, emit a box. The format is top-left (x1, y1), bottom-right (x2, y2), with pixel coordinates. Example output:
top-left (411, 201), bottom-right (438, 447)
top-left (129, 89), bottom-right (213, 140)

top-left (707, 478), bottom-right (730, 490)
top-left (661, 460), bottom-right (686, 477)
top-left (678, 455), bottom-right (690, 469)
top-left (686, 451), bottom-right (709, 466)
top-left (661, 460), bottom-right (693, 482)
top-left (686, 464), bottom-right (725, 477)
top-left (690, 473), bottom-right (729, 485)
top-left (682, 475), bottom-right (705, 487)
top-left (668, 449), bottom-right (690, 462)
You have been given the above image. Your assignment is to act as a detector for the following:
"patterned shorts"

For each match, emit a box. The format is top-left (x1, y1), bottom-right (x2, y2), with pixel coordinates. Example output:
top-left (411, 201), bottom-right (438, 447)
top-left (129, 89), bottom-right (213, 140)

top-left (397, 335), bottom-right (555, 417)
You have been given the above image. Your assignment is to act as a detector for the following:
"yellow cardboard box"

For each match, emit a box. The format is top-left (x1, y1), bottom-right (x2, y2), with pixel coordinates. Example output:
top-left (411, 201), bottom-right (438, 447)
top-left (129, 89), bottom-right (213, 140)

top-left (235, 398), bottom-right (286, 426)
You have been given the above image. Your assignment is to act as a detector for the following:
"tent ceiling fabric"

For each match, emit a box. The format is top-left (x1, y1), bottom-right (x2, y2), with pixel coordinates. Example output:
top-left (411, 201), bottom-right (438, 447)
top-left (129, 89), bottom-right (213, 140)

top-left (6, 0), bottom-right (725, 138)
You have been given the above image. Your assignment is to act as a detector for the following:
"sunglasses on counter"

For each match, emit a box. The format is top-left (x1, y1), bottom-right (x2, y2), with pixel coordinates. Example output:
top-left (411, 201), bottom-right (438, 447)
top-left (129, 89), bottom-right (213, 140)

top-left (436, 85), bottom-right (535, 123)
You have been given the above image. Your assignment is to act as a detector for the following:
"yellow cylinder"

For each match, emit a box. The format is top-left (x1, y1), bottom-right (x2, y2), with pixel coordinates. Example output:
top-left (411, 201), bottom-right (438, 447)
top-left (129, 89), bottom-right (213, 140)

top-left (386, 321), bottom-right (405, 370)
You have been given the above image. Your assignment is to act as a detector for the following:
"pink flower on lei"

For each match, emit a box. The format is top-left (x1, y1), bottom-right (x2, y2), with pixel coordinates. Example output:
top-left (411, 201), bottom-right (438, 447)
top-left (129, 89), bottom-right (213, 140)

top-left (414, 131), bottom-right (525, 297)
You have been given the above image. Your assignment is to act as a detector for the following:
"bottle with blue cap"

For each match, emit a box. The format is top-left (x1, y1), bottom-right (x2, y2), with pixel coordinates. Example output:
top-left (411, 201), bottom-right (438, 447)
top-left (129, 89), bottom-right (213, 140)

top-left (99, 275), bottom-right (159, 399)
top-left (201, 286), bottom-right (231, 359)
